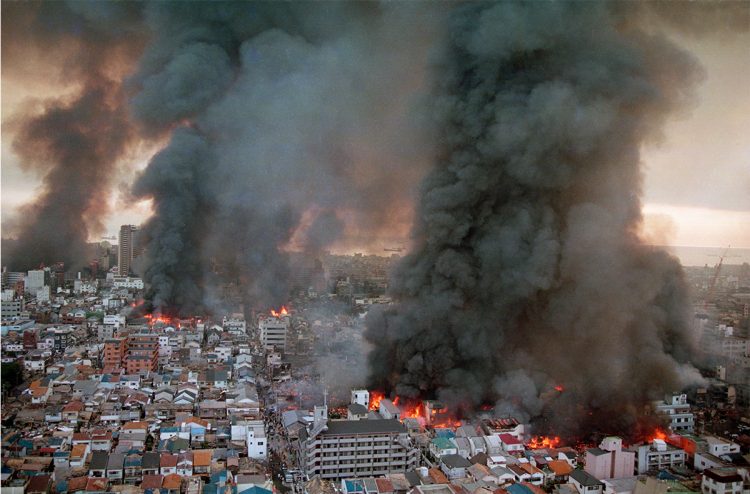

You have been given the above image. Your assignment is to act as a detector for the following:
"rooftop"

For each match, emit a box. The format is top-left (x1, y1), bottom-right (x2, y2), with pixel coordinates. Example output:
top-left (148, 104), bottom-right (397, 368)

top-left (321, 418), bottom-right (406, 436)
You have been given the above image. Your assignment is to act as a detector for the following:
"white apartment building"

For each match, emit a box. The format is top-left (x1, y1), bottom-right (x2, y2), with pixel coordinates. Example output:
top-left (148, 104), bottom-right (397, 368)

top-left (223, 314), bottom-right (247, 334)
top-left (655, 393), bottom-right (694, 432)
top-left (701, 469), bottom-right (743, 494)
top-left (26, 270), bottom-right (46, 293)
top-left (259, 316), bottom-right (288, 351)
top-left (629, 439), bottom-right (687, 474)
top-left (300, 408), bottom-right (420, 481)
top-left (112, 277), bottom-right (144, 290)
top-left (247, 421), bottom-right (267, 459)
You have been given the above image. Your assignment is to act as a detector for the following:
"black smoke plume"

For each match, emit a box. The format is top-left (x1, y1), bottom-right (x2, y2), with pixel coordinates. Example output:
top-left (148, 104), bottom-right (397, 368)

top-left (130, 3), bottom-right (437, 314)
top-left (1, 1), bottom-right (144, 271)
top-left (365, 2), bottom-right (722, 440)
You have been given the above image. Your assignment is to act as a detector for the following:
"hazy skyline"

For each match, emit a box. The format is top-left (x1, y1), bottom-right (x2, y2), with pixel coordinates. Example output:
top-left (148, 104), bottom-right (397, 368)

top-left (2, 6), bottom-right (748, 256)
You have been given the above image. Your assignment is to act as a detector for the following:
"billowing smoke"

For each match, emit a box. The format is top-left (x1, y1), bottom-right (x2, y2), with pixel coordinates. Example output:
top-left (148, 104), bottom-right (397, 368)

top-left (1, 1), bottom-right (144, 271)
top-left (365, 2), bottom-right (725, 440)
top-left (130, 3), bottom-right (438, 314)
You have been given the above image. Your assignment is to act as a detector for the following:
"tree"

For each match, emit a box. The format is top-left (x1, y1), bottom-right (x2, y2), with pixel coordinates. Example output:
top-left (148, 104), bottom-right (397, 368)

top-left (1, 362), bottom-right (23, 394)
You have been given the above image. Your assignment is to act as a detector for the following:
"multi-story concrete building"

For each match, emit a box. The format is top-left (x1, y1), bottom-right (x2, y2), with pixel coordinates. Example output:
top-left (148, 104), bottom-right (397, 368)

top-left (655, 393), bottom-right (694, 432)
top-left (25, 270), bottom-right (47, 294)
top-left (259, 316), bottom-right (288, 352)
top-left (246, 421), bottom-right (267, 459)
top-left (112, 277), bottom-right (144, 290)
top-left (118, 225), bottom-right (139, 276)
top-left (299, 407), bottom-right (420, 481)
top-left (223, 314), bottom-right (247, 335)
top-left (701, 468), bottom-right (743, 494)
top-left (2, 271), bottom-right (25, 289)
top-left (629, 439), bottom-right (687, 474)
top-left (42, 326), bottom-right (73, 352)
top-left (585, 437), bottom-right (635, 480)
top-left (1, 300), bottom-right (23, 320)
top-left (125, 334), bottom-right (158, 374)
top-left (103, 338), bottom-right (128, 369)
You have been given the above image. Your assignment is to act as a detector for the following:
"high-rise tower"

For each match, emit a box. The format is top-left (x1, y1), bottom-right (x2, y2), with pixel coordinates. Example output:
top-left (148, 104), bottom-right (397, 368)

top-left (118, 225), bottom-right (138, 276)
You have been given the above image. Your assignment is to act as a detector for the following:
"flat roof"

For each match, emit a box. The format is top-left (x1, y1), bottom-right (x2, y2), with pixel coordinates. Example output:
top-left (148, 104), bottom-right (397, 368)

top-left (321, 418), bottom-right (406, 436)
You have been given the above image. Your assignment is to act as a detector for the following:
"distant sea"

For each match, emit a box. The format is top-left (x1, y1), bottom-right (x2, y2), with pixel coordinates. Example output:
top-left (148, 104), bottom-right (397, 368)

top-left (654, 245), bottom-right (750, 267)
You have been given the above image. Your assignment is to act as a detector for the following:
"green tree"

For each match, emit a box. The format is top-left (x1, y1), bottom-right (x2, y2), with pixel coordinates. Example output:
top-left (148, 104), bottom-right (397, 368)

top-left (1, 362), bottom-right (23, 394)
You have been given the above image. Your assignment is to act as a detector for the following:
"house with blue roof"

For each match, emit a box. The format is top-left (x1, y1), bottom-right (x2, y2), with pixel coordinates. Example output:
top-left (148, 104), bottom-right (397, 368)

top-left (435, 429), bottom-right (456, 439)
top-left (430, 437), bottom-right (458, 458)
top-left (238, 486), bottom-right (272, 494)
top-left (507, 484), bottom-right (534, 494)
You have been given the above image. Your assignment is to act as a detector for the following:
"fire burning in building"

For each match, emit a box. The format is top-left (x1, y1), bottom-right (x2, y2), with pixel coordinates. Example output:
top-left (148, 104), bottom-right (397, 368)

top-left (527, 435), bottom-right (562, 449)
top-left (369, 391), bottom-right (462, 428)
top-left (647, 428), bottom-right (668, 443)
top-left (369, 391), bottom-right (385, 411)
top-left (270, 306), bottom-right (289, 318)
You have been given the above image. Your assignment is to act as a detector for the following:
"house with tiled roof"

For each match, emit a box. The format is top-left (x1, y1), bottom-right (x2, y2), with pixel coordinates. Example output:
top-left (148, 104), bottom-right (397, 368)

top-left (67, 476), bottom-right (89, 492)
top-left (123, 454), bottom-right (143, 484)
top-left (177, 452), bottom-right (194, 476)
top-left (142, 452), bottom-right (161, 476)
top-left (160, 453), bottom-right (178, 475)
top-left (193, 450), bottom-right (213, 476)
top-left (142, 474), bottom-right (164, 490)
top-left (90, 430), bottom-right (112, 451)
top-left (88, 451), bottom-right (109, 478)
top-left (62, 401), bottom-right (84, 423)
top-left (70, 444), bottom-right (89, 469)
top-left (546, 460), bottom-right (573, 482)
top-left (106, 453), bottom-right (125, 484)
top-left (26, 474), bottom-right (52, 494)
top-left (84, 477), bottom-right (109, 492)
top-left (161, 473), bottom-right (183, 494)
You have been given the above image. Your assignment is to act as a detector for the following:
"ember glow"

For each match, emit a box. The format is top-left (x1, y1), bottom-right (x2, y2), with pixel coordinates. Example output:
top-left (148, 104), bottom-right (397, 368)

top-left (144, 313), bottom-right (172, 326)
top-left (270, 306), bottom-right (289, 318)
top-left (554, 385), bottom-right (564, 392)
top-left (527, 436), bottom-right (562, 449)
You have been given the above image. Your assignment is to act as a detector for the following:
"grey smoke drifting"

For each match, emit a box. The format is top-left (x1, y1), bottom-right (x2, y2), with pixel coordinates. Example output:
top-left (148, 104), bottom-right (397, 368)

top-left (365, 2), bottom-right (717, 440)
top-left (131, 3), bottom-right (437, 314)
top-left (1, 1), bottom-right (144, 271)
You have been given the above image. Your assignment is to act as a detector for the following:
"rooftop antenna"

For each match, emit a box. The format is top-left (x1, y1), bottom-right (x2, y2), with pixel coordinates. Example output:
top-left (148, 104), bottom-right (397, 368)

top-left (323, 388), bottom-right (328, 408)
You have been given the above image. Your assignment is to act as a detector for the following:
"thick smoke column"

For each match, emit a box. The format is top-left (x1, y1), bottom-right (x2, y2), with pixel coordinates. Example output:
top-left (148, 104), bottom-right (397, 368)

top-left (1, 1), bottom-right (143, 271)
top-left (131, 3), bottom-right (437, 314)
top-left (366, 2), bottom-right (710, 439)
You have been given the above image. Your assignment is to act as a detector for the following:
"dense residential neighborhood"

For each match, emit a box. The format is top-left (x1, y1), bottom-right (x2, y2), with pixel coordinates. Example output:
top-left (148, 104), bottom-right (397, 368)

top-left (2, 259), bottom-right (750, 494)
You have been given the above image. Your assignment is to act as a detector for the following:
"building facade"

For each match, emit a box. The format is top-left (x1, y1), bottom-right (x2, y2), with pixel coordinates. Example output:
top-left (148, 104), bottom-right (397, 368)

top-left (299, 411), bottom-right (420, 481)
top-left (118, 225), bottom-right (139, 277)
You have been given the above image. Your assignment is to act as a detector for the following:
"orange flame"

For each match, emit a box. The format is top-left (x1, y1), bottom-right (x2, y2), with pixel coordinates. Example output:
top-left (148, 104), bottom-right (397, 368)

top-left (527, 436), bottom-right (561, 449)
top-left (369, 391), bottom-right (385, 411)
top-left (270, 305), bottom-right (289, 318)
top-left (402, 401), bottom-right (424, 419)
top-left (554, 385), bottom-right (564, 392)
top-left (648, 428), bottom-right (668, 442)
top-left (432, 418), bottom-right (463, 428)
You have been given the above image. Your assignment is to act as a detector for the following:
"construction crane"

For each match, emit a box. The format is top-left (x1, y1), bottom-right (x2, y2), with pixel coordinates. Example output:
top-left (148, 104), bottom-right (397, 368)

top-left (705, 246), bottom-right (736, 308)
